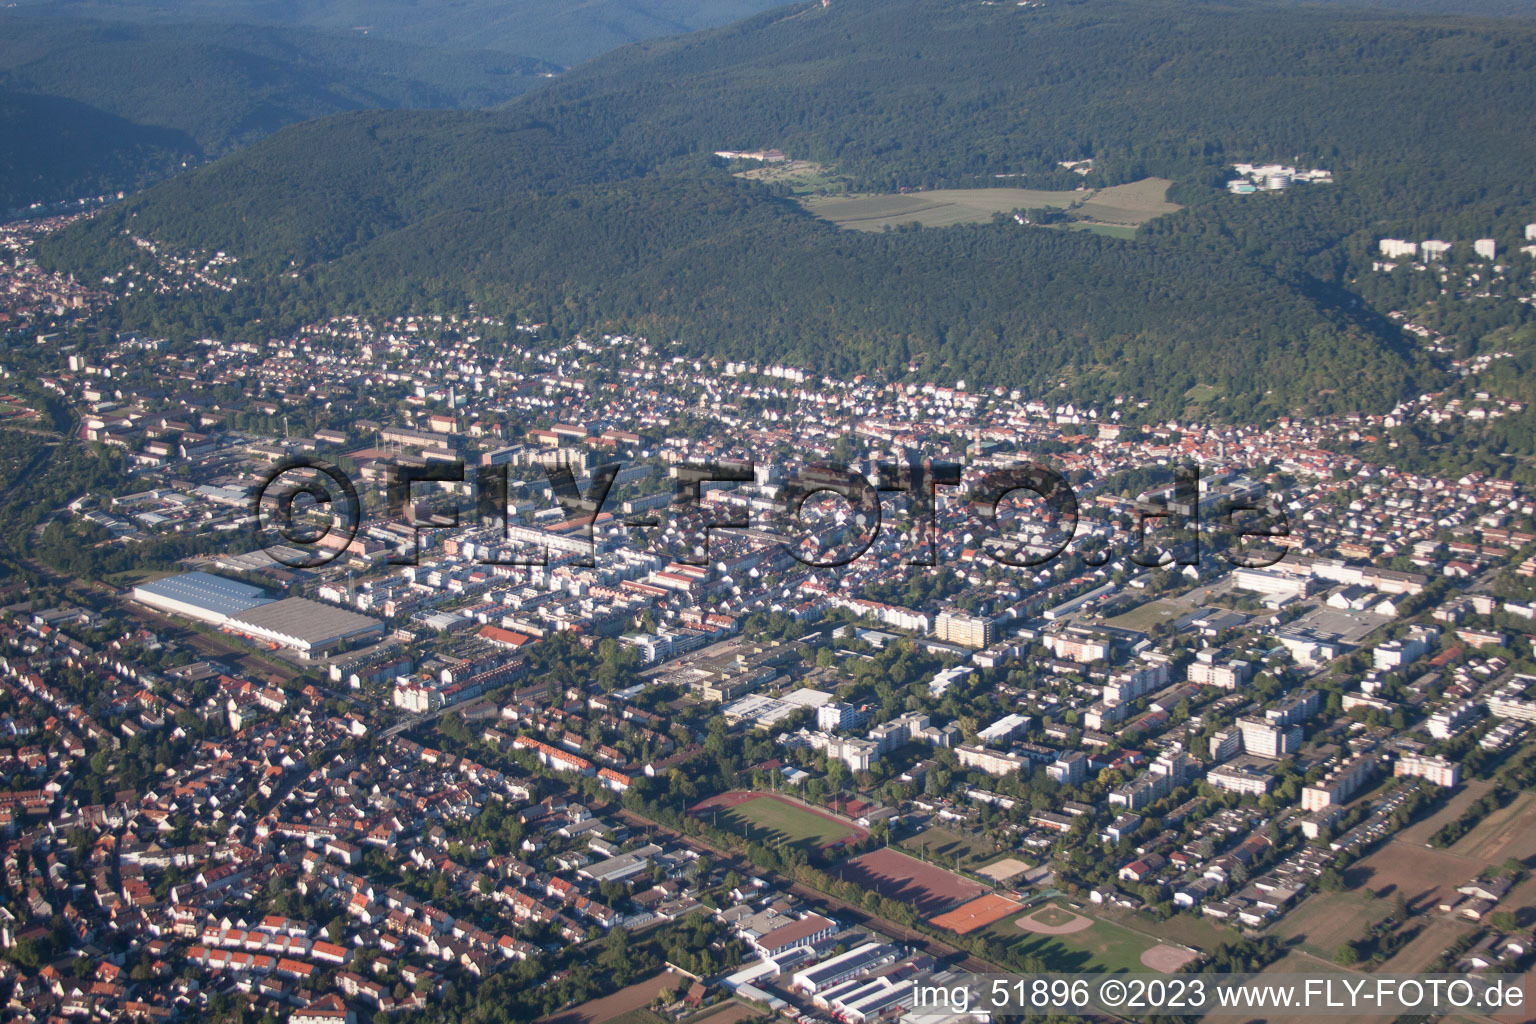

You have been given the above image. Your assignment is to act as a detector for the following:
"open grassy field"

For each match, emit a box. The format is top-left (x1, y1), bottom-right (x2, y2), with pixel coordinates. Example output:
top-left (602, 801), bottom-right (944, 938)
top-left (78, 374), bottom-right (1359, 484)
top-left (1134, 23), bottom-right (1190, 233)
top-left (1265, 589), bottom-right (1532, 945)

top-left (539, 971), bottom-right (685, 1024)
top-left (1270, 890), bottom-right (1396, 957)
top-left (1068, 221), bottom-right (1138, 239)
top-left (1105, 598), bottom-right (1185, 633)
top-left (1446, 788), bottom-right (1536, 865)
top-left (800, 177), bottom-right (1178, 234)
top-left (1379, 916), bottom-right (1477, 974)
top-left (691, 792), bottom-right (866, 851)
top-left (979, 904), bottom-right (1155, 974)
top-left (900, 825), bottom-right (998, 868)
top-left (1353, 839), bottom-right (1482, 910)
top-left (802, 187), bottom-right (1079, 230)
top-left (733, 159), bottom-right (848, 195)
top-left (1254, 952), bottom-right (1400, 1024)
top-left (1073, 177), bottom-right (1182, 225)
top-left (1094, 902), bottom-right (1230, 953)
top-left (1394, 779), bottom-right (1491, 846)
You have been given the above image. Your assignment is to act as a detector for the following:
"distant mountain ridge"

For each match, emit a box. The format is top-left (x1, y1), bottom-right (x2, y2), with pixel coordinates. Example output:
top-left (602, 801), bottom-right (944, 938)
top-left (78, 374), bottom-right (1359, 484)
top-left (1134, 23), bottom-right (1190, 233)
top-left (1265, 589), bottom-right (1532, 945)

top-left (0, 14), bottom-right (567, 211)
top-left (39, 0), bottom-right (1536, 418)
top-left (3, 0), bottom-right (796, 68)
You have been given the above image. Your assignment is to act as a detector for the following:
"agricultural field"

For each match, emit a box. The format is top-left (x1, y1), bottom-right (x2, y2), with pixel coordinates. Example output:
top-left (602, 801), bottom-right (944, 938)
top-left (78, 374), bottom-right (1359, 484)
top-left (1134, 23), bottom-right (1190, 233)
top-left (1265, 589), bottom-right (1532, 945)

top-left (690, 791), bottom-right (866, 852)
top-left (837, 848), bottom-right (986, 915)
top-left (1071, 177), bottom-right (1182, 225)
top-left (681, 1002), bottom-right (762, 1024)
top-left (799, 178), bottom-right (1179, 234)
top-left (802, 187), bottom-right (1079, 230)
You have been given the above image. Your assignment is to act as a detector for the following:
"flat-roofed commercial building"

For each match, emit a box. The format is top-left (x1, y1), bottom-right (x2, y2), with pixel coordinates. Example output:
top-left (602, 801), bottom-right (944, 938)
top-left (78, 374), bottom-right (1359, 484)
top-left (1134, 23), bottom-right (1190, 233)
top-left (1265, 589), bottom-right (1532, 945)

top-left (132, 571), bottom-right (274, 625)
top-left (226, 598), bottom-right (384, 659)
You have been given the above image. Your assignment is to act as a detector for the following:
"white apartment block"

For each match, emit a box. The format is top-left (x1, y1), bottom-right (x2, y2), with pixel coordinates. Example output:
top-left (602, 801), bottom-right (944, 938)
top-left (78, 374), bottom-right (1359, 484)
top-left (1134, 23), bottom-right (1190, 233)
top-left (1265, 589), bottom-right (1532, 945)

top-left (1394, 753), bottom-right (1461, 787)
top-left (1207, 761), bottom-right (1275, 796)
top-left (1187, 657), bottom-right (1252, 689)
top-left (1300, 755), bottom-right (1375, 811)
top-left (957, 744), bottom-right (1029, 777)
top-left (1428, 700), bottom-right (1479, 740)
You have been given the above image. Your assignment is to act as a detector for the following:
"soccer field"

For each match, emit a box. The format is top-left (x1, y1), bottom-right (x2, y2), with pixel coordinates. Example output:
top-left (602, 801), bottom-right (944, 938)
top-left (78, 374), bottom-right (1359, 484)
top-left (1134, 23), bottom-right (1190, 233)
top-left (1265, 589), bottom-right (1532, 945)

top-left (692, 792), bottom-right (867, 850)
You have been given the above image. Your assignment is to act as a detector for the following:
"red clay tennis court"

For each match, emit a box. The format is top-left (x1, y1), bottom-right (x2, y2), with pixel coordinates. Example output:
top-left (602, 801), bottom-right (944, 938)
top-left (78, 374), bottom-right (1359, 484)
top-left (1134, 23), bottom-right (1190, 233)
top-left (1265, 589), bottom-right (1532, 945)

top-left (927, 892), bottom-right (1023, 934)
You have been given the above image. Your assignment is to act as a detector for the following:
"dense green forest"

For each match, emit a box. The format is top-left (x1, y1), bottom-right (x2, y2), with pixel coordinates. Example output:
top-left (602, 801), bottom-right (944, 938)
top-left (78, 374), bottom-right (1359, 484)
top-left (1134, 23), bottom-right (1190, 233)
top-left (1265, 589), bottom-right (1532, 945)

top-left (0, 87), bottom-right (195, 211)
top-left (0, 15), bottom-right (559, 210)
top-left (36, 0), bottom-right (1536, 420)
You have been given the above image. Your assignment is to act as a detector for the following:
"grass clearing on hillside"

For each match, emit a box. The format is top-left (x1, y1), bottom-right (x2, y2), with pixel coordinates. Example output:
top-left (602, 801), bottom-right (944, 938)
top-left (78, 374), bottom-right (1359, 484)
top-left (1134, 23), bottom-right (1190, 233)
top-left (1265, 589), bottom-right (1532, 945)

top-left (733, 159), bottom-right (846, 195)
top-left (800, 178), bottom-right (1178, 234)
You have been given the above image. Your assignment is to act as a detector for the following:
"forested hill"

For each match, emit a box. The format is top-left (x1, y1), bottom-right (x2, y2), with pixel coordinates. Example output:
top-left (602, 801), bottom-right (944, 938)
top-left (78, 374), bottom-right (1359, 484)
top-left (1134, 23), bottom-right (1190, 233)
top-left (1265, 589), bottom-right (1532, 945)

top-left (39, 0), bottom-right (1536, 418)
top-left (8, 0), bottom-right (794, 69)
top-left (0, 16), bottom-right (559, 211)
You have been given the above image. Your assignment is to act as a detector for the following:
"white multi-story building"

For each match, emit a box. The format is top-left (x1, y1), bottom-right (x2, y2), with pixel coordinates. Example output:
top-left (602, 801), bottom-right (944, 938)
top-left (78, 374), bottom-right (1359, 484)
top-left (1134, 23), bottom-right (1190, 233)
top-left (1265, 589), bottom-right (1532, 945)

top-left (1301, 755), bottom-right (1375, 811)
top-left (1487, 677), bottom-right (1536, 723)
top-left (1207, 761), bottom-right (1275, 796)
top-left (957, 744), bottom-right (1029, 777)
top-left (1428, 700), bottom-right (1479, 740)
top-left (1048, 751), bottom-right (1088, 785)
top-left (1373, 625), bottom-right (1438, 670)
top-left (1237, 716), bottom-right (1302, 759)
top-left (1187, 656), bottom-right (1252, 689)
top-left (1394, 753), bottom-right (1461, 787)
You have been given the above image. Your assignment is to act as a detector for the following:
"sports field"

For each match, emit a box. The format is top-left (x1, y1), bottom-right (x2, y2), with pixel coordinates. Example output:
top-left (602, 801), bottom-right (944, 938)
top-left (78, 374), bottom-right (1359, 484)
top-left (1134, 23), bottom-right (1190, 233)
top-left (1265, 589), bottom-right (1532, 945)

top-left (690, 791), bottom-right (867, 851)
top-left (929, 893), bottom-right (1023, 934)
top-left (900, 825), bottom-right (997, 868)
top-left (837, 848), bottom-right (987, 915)
top-left (980, 903), bottom-right (1155, 974)
top-left (801, 178), bottom-right (1178, 233)
top-left (976, 857), bottom-right (1032, 882)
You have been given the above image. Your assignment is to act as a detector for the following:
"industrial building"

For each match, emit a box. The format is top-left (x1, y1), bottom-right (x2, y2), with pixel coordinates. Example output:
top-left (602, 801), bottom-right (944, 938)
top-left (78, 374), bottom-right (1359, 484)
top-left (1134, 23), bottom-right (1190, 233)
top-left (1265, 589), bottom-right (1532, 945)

top-left (224, 598), bottom-right (384, 659)
top-left (131, 571), bottom-right (275, 625)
